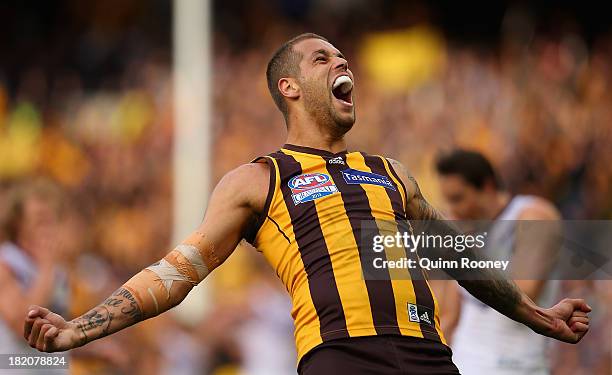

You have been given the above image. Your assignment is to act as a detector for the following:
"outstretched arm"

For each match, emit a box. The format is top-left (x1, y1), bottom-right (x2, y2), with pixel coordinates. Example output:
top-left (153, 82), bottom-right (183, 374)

top-left (24, 162), bottom-right (269, 352)
top-left (388, 158), bottom-right (590, 344)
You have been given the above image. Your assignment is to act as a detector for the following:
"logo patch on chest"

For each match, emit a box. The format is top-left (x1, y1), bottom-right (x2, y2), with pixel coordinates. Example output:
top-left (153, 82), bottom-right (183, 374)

top-left (341, 168), bottom-right (396, 190)
top-left (288, 173), bottom-right (338, 205)
top-left (328, 156), bottom-right (345, 165)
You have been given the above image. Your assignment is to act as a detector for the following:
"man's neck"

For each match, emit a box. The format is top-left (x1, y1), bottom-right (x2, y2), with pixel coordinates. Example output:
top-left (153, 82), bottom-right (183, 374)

top-left (285, 118), bottom-right (348, 153)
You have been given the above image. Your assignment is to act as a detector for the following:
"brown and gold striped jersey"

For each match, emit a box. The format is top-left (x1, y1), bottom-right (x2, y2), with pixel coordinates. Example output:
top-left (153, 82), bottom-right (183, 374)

top-left (250, 144), bottom-right (446, 363)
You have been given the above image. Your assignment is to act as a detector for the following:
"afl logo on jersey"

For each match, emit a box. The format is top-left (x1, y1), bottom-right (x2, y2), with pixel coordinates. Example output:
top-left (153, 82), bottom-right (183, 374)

top-left (289, 173), bottom-right (338, 205)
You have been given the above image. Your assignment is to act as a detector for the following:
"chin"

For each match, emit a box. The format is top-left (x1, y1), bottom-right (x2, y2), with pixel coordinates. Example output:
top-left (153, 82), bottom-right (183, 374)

top-left (339, 117), bottom-right (355, 129)
top-left (331, 112), bottom-right (355, 133)
top-left (337, 111), bottom-right (355, 126)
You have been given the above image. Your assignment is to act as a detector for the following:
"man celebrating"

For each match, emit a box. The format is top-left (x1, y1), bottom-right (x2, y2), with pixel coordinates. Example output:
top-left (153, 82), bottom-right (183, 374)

top-left (24, 33), bottom-right (590, 374)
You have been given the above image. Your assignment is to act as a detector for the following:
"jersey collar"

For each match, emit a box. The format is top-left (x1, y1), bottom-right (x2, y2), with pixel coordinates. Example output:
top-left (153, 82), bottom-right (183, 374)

top-left (282, 143), bottom-right (349, 158)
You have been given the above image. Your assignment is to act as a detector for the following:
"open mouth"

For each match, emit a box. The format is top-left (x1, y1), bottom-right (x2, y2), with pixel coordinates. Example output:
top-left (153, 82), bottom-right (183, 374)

top-left (332, 75), bottom-right (353, 106)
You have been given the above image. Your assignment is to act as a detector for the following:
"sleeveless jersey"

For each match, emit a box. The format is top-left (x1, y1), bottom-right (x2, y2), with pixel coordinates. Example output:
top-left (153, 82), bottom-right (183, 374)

top-left (249, 144), bottom-right (446, 363)
top-left (451, 195), bottom-right (560, 375)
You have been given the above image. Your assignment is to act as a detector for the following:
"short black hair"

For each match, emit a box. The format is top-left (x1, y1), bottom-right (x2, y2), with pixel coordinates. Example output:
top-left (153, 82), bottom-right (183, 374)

top-left (266, 33), bottom-right (328, 120)
top-left (435, 149), bottom-right (501, 190)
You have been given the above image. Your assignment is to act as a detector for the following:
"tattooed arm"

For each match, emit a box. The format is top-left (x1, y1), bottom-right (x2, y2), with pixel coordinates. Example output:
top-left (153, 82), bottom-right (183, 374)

top-left (24, 162), bottom-right (270, 352)
top-left (22, 287), bottom-right (145, 352)
top-left (388, 158), bottom-right (591, 344)
top-left (71, 287), bottom-right (144, 347)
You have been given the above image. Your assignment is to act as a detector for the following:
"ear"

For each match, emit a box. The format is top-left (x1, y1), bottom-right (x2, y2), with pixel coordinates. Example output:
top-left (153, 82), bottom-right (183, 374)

top-left (278, 78), bottom-right (300, 100)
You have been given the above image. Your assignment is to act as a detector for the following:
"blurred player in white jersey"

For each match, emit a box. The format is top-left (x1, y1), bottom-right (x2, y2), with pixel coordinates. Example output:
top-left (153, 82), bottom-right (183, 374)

top-left (433, 149), bottom-right (561, 375)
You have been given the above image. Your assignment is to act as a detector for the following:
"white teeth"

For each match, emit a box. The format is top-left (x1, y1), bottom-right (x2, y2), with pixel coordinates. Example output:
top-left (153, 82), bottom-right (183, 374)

top-left (332, 75), bottom-right (353, 94)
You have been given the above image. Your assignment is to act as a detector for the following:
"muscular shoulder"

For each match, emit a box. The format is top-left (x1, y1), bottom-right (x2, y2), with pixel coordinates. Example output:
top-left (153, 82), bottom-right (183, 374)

top-left (386, 158), bottom-right (444, 220)
top-left (386, 158), bottom-right (418, 199)
top-left (215, 162), bottom-right (270, 215)
top-left (517, 197), bottom-right (560, 220)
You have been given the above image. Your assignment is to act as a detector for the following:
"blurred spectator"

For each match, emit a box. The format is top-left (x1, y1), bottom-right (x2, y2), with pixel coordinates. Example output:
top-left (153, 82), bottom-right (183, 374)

top-left (0, 178), bottom-right (71, 374)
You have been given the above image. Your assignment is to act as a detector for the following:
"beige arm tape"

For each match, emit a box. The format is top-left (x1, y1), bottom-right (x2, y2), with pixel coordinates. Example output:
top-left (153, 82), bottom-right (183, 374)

top-left (123, 231), bottom-right (221, 319)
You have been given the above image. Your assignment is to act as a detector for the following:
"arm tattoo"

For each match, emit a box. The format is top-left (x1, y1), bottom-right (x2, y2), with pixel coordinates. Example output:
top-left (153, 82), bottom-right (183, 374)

top-left (424, 202), bottom-right (523, 319)
top-left (105, 287), bottom-right (142, 320)
top-left (424, 203), bottom-right (523, 319)
top-left (72, 287), bottom-right (143, 345)
top-left (414, 194), bottom-right (443, 221)
top-left (78, 306), bottom-right (113, 333)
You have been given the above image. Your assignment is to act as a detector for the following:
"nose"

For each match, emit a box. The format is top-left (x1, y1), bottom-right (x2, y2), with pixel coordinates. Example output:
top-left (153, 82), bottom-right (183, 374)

top-left (333, 56), bottom-right (348, 71)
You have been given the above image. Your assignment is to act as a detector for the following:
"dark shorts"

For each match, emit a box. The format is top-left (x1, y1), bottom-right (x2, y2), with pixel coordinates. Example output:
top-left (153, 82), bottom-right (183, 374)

top-left (298, 335), bottom-right (460, 375)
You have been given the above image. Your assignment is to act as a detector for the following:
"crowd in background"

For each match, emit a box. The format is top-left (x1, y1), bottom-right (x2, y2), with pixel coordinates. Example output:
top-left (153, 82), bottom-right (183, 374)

top-left (0, 1), bottom-right (610, 374)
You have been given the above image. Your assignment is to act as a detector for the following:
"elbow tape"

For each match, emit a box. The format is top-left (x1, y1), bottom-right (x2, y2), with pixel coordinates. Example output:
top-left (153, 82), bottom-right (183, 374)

top-left (124, 235), bottom-right (215, 318)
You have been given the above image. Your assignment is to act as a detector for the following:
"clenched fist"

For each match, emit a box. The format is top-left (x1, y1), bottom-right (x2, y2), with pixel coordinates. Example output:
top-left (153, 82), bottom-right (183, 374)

top-left (538, 298), bottom-right (591, 344)
top-left (23, 305), bottom-right (82, 352)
